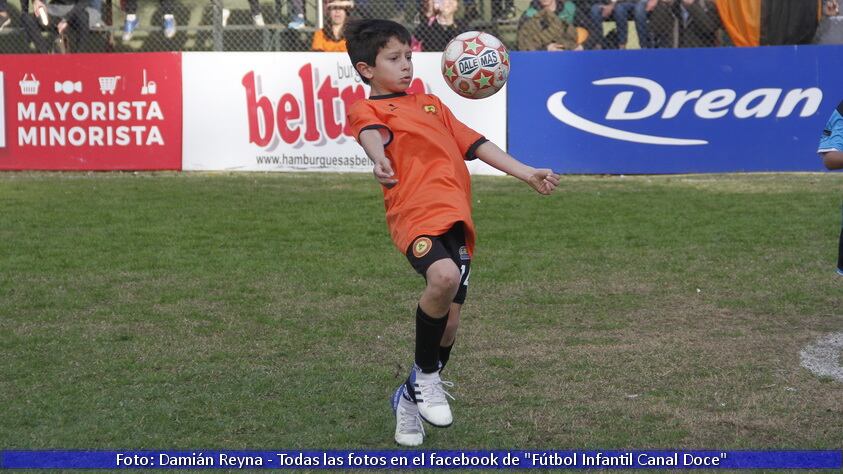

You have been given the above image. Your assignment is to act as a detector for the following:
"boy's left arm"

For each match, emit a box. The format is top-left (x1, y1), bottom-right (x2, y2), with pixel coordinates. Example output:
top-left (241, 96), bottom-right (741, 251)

top-left (475, 141), bottom-right (560, 195)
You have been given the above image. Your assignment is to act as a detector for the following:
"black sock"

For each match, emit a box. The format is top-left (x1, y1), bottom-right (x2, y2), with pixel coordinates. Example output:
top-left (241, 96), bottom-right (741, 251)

top-left (414, 305), bottom-right (448, 373)
top-left (439, 342), bottom-right (454, 372)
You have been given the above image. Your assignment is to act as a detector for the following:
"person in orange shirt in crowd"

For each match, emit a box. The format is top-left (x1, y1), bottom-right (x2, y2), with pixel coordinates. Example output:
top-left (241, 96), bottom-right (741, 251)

top-left (311, 0), bottom-right (352, 51)
top-left (345, 19), bottom-right (560, 447)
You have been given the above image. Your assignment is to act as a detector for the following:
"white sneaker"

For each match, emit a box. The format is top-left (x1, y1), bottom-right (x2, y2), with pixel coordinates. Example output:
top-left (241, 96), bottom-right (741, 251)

top-left (412, 369), bottom-right (454, 427)
top-left (252, 13), bottom-right (265, 27)
top-left (392, 385), bottom-right (424, 446)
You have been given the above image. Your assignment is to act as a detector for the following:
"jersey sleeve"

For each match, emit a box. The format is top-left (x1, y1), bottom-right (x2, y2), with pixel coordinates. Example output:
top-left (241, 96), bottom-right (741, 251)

top-left (818, 101), bottom-right (843, 153)
top-left (348, 101), bottom-right (393, 146)
top-left (435, 96), bottom-right (487, 161)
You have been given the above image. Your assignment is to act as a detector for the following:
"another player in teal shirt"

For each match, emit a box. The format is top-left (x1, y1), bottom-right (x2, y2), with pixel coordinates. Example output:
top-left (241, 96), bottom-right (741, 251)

top-left (817, 100), bottom-right (843, 275)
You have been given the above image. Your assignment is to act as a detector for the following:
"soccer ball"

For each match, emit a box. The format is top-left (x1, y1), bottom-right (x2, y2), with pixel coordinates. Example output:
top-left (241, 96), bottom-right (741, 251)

top-left (441, 31), bottom-right (510, 100)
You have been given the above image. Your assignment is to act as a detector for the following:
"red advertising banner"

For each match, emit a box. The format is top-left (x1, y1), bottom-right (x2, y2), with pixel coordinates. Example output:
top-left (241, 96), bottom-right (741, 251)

top-left (0, 53), bottom-right (182, 170)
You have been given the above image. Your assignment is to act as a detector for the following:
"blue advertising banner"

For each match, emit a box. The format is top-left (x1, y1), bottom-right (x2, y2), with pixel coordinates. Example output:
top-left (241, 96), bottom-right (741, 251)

top-left (1, 450), bottom-right (841, 469)
top-left (508, 45), bottom-right (841, 173)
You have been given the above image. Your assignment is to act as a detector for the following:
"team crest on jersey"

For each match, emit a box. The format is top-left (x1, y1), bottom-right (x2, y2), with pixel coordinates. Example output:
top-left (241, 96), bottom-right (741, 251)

top-left (412, 237), bottom-right (433, 258)
top-left (458, 246), bottom-right (469, 261)
top-left (423, 105), bottom-right (437, 114)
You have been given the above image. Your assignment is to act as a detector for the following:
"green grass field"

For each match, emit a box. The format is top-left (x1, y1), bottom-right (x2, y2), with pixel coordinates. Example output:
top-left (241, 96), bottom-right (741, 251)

top-left (1, 171), bottom-right (842, 450)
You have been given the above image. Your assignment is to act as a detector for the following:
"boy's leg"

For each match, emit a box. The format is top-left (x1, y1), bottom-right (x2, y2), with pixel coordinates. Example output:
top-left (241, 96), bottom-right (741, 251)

top-left (837, 228), bottom-right (842, 275)
top-left (393, 258), bottom-right (457, 440)
top-left (440, 224), bottom-right (470, 372)
top-left (416, 258), bottom-right (459, 372)
top-left (401, 232), bottom-right (466, 430)
top-left (838, 205), bottom-right (843, 275)
top-left (410, 261), bottom-right (460, 428)
top-left (439, 302), bottom-right (460, 371)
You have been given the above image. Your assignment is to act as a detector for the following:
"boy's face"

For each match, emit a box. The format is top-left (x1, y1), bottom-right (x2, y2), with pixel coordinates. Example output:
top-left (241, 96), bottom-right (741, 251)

top-left (357, 37), bottom-right (414, 96)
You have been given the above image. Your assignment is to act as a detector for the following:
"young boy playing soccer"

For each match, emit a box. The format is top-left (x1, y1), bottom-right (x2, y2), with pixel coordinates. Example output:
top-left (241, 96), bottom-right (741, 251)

top-left (817, 100), bottom-right (843, 276)
top-left (344, 19), bottom-right (561, 446)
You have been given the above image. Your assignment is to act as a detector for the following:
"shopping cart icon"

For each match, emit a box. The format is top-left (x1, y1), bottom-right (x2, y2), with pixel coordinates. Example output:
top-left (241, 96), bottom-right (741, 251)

top-left (98, 76), bottom-right (120, 95)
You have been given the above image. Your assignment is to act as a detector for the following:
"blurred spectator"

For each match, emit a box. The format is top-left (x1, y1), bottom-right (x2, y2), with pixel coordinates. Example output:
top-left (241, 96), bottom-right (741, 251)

top-left (122, 0), bottom-right (176, 41)
top-left (517, 0), bottom-right (580, 50)
top-left (635, 0), bottom-right (659, 47)
top-left (645, 0), bottom-right (719, 47)
top-left (311, 0), bottom-right (351, 51)
top-left (492, 0), bottom-right (516, 22)
top-left (586, 0), bottom-right (648, 49)
top-left (676, 0), bottom-right (720, 47)
top-left (415, 0), bottom-right (465, 50)
top-left (412, 0), bottom-right (433, 25)
top-left (814, 0), bottom-right (842, 44)
top-left (1, 0), bottom-right (33, 30)
top-left (645, 0), bottom-right (676, 47)
top-left (22, 0), bottom-right (92, 52)
top-left (221, 1), bottom-right (306, 29)
top-left (761, 0), bottom-right (818, 45)
top-left (0, 0), bottom-right (12, 31)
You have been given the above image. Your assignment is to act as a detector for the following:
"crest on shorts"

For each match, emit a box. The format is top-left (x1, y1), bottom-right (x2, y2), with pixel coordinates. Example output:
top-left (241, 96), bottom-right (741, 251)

top-left (423, 105), bottom-right (437, 114)
top-left (458, 246), bottom-right (469, 261)
top-left (412, 237), bottom-right (432, 258)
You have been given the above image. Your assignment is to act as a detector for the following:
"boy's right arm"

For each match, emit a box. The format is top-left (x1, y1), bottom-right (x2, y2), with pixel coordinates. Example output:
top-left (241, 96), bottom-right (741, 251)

top-left (359, 129), bottom-right (398, 188)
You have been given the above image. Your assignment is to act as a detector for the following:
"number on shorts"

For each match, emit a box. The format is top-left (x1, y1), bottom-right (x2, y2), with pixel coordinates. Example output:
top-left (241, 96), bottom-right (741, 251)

top-left (460, 264), bottom-right (470, 286)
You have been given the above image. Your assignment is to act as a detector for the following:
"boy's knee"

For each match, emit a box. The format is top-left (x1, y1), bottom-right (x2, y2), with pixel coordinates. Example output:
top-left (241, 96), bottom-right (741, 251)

top-left (426, 263), bottom-right (461, 295)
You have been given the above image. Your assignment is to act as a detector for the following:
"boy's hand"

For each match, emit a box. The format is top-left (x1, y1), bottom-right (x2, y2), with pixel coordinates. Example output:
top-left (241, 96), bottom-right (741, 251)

top-left (526, 168), bottom-right (560, 195)
top-left (373, 159), bottom-right (398, 188)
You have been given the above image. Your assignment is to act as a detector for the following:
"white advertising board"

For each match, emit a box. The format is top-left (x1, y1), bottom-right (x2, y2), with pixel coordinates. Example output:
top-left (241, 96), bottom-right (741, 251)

top-left (182, 52), bottom-right (505, 175)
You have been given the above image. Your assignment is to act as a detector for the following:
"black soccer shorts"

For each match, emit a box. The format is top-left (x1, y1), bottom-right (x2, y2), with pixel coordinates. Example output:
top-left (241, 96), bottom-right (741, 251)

top-left (405, 223), bottom-right (472, 304)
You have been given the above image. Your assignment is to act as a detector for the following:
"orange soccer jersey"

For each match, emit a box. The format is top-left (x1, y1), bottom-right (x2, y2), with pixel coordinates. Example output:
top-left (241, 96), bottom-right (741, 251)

top-left (348, 92), bottom-right (487, 257)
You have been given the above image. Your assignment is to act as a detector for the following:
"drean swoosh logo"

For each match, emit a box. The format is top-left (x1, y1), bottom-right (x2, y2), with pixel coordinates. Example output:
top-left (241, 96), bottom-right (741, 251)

top-left (546, 91), bottom-right (708, 146)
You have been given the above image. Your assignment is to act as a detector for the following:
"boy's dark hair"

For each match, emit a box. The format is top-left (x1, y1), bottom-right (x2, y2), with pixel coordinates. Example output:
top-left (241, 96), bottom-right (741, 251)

top-left (345, 19), bottom-right (412, 85)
